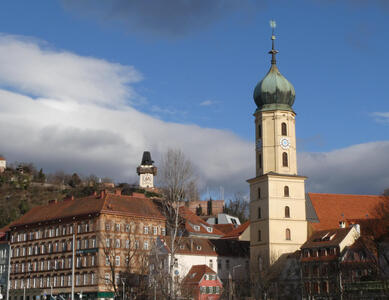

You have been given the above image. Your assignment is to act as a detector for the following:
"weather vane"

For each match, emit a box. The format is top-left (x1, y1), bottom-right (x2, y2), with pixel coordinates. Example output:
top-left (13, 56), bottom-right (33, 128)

top-left (269, 20), bottom-right (278, 65)
top-left (270, 20), bottom-right (276, 37)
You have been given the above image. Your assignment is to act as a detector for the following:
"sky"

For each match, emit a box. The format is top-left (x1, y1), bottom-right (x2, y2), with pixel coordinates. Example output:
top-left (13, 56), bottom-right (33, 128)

top-left (0, 0), bottom-right (388, 198)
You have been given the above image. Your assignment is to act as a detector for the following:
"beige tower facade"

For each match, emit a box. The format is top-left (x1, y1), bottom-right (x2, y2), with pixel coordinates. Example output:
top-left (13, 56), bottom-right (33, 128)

top-left (249, 32), bottom-right (307, 274)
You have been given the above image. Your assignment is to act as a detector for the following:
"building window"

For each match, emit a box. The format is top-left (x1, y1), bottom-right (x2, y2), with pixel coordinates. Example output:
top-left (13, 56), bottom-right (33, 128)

top-left (144, 241), bottom-right (149, 250)
top-left (286, 228), bottom-right (291, 240)
top-left (258, 124), bottom-right (262, 138)
top-left (284, 186), bottom-right (289, 197)
top-left (115, 256), bottom-right (120, 266)
top-left (125, 224), bottom-right (130, 232)
top-left (258, 153), bottom-right (262, 169)
top-left (209, 259), bottom-right (213, 269)
top-left (115, 224), bottom-right (120, 232)
top-left (143, 226), bottom-right (149, 234)
top-left (91, 273), bottom-right (95, 285)
top-left (115, 239), bottom-right (120, 248)
top-left (153, 226), bottom-right (158, 235)
top-left (105, 223), bottom-right (110, 231)
top-left (258, 207), bottom-right (261, 219)
top-left (285, 206), bottom-right (290, 218)
top-left (258, 230), bottom-right (261, 241)
top-left (282, 152), bottom-right (288, 167)
top-left (226, 259), bottom-right (230, 270)
top-left (281, 122), bottom-right (287, 136)
top-left (125, 239), bottom-right (130, 249)
top-left (258, 187), bottom-right (261, 199)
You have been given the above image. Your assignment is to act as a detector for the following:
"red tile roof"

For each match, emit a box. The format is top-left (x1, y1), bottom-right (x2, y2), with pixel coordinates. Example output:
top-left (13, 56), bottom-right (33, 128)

top-left (182, 264), bottom-right (216, 285)
top-left (179, 207), bottom-right (224, 237)
top-left (221, 221), bottom-right (250, 239)
top-left (301, 227), bottom-right (353, 249)
top-left (160, 236), bottom-right (218, 256)
top-left (308, 193), bottom-right (388, 231)
top-left (0, 156), bottom-right (5, 160)
top-left (7, 191), bottom-right (165, 229)
top-left (213, 224), bottom-right (235, 234)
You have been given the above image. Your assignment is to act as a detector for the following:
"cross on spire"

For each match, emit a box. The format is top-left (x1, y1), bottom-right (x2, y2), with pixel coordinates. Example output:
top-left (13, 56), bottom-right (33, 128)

top-left (269, 20), bottom-right (278, 65)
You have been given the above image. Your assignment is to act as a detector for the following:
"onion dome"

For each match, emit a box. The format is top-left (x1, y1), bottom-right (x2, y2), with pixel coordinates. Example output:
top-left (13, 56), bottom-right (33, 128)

top-left (253, 27), bottom-right (295, 112)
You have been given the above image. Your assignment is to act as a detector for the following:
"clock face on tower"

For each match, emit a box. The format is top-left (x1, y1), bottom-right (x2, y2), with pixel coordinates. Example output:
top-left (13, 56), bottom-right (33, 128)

top-left (143, 174), bottom-right (152, 185)
top-left (280, 137), bottom-right (290, 150)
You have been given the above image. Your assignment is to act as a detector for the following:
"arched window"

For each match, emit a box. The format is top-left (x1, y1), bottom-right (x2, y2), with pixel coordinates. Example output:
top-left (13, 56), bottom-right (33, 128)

top-left (258, 124), bottom-right (262, 138)
top-left (258, 187), bottom-right (261, 199)
top-left (258, 154), bottom-right (262, 169)
top-left (281, 122), bottom-right (287, 136)
top-left (284, 186), bottom-right (289, 197)
top-left (285, 206), bottom-right (290, 218)
top-left (258, 230), bottom-right (262, 241)
top-left (258, 207), bottom-right (261, 219)
top-left (286, 228), bottom-right (291, 240)
top-left (282, 152), bottom-right (288, 167)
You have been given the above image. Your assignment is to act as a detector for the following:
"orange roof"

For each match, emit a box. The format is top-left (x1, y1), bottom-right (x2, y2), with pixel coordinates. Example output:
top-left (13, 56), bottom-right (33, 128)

top-left (0, 156), bottom-right (5, 160)
top-left (213, 224), bottom-right (235, 234)
top-left (160, 236), bottom-right (218, 256)
top-left (182, 264), bottom-right (217, 285)
top-left (308, 193), bottom-right (388, 231)
top-left (7, 191), bottom-right (165, 229)
top-left (179, 207), bottom-right (224, 237)
top-left (221, 221), bottom-right (250, 239)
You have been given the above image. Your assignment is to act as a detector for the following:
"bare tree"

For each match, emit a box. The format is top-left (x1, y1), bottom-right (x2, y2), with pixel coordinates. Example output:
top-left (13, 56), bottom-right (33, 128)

top-left (224, 193), bottom-right (249, 223)
top-left (158, 148), bottom-right (197, 299)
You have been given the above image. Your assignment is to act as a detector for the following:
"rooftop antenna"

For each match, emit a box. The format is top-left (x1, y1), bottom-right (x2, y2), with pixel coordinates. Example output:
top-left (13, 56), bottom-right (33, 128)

top-left (269, 20), bottom-right (278, 65)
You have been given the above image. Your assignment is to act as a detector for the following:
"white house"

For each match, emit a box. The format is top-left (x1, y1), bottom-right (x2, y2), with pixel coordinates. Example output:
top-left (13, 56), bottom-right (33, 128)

top-left (153, 236), bottom-right (218, 281)
top-left (0, 156), bottom-right (6, 173)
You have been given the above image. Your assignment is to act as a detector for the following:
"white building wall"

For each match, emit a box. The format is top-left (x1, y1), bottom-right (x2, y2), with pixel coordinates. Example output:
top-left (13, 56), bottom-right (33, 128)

top-left (170, 253), bottom-right (218, 280)
top-left (0, 159), bottom-right (6, 172)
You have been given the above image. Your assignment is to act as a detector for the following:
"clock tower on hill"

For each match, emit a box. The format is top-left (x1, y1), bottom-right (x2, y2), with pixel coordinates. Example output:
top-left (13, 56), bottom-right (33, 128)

top-left (137, 151), bottom-right (157, 188)
top-left (248, 24), bottom-right (307, 274)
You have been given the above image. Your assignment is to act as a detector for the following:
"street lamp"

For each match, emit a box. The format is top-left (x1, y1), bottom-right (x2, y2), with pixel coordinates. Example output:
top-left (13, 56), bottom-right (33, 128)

top-left (120, 279), bottom-right (125, 300)
top-left (231, 265), bottom-right (242, 300)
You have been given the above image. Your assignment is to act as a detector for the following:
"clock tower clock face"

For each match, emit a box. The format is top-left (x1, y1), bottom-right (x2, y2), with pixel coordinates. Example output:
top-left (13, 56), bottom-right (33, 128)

top-left (143, 174), bottom-right (152, 185)
top-left (280, 137), bottom-right (290, 150)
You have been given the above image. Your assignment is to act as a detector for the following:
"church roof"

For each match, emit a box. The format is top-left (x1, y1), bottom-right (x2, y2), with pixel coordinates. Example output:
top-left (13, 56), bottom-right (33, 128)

top-left (308, 193), bottom-right (388, 231)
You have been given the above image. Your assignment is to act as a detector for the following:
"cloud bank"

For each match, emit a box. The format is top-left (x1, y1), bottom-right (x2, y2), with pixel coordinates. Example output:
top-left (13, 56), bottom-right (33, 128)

top-left (0, 34), bottom-right (387, 198)
top-left (62, 0), bottom-right (258, 37)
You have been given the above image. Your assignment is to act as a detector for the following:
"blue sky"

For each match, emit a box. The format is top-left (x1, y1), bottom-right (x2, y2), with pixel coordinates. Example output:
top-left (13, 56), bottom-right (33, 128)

top-left (0, 0), bottom-right (388, 197)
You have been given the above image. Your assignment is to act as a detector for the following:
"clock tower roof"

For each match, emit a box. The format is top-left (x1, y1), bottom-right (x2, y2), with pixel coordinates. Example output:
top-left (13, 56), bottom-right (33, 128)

top-left (253, 26), bottom-right (295, 112)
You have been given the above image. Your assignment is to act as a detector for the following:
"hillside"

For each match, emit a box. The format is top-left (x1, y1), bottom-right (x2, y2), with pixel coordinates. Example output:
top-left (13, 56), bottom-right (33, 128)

top-left (0, 164), bottom-right (160, 229)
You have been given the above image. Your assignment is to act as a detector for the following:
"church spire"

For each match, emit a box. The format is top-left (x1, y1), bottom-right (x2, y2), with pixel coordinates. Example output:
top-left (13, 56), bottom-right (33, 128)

top-left (269, 20), bottom-right (278, 65)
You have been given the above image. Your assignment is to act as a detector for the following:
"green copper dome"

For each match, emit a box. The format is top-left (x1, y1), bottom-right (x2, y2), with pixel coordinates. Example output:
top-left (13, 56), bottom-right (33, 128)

top-left (253, 34), bottom-right (295, 112)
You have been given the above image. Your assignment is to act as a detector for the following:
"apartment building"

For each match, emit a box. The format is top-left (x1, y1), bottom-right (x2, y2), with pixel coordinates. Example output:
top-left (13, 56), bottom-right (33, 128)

top-left (5, 190), bottom-right (165, 300)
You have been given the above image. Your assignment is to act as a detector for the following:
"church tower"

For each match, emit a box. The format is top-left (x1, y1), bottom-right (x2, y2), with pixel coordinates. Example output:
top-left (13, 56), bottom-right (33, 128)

top-left (137, 151), bottom-right (157, 188)
top-left (248, 23), bottom-right (307, 273)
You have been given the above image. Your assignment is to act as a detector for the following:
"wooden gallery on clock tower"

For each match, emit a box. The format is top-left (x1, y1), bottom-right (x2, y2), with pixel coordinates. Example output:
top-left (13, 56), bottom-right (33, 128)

top-left (248, 29), bottom-right (308, 275)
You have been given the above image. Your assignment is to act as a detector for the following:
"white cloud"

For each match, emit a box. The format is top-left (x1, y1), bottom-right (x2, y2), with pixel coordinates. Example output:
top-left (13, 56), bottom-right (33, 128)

top-left (0, 34), bottom-right (252, 196)
top-left (0, 34), bottom-right (387, 198)
top-left (200, 100), bottom-right (216, 106)
top-left (371, 112), bottom-right (389, 123)
top-left (300, 141), bottom-right (389, 195)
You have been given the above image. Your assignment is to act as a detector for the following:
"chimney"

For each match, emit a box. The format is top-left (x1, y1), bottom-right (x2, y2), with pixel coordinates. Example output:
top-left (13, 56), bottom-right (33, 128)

top-left (115, 188), bottom-right (122, 196)
top-left (339, 221), bottom-right (346, 228)
top-left (353, 224), bottom-right (361, 234)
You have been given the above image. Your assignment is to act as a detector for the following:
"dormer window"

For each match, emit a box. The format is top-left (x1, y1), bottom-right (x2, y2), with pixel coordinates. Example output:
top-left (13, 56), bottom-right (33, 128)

top-left (196, 245), bottom-right (202, 250)
top-left (179, 245), bottom-right (185, 250)
top-left (207, 227), bottom-right (213, 233)
top-left (194, 225), bottom-right (200, 231)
